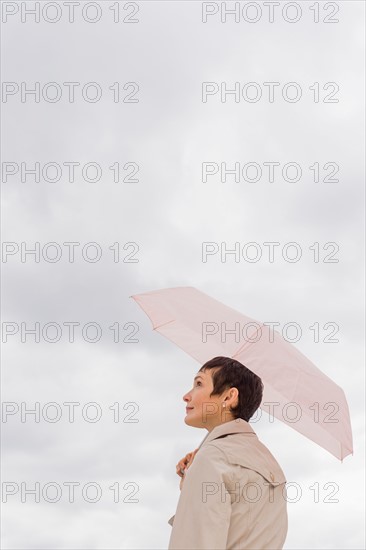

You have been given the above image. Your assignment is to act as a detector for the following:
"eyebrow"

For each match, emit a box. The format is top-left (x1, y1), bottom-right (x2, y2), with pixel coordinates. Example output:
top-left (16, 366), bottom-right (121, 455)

top-left (194, 375), bottom-right (203, 382)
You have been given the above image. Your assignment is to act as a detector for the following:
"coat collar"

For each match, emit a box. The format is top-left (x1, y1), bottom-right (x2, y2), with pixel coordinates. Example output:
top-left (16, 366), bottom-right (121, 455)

top-left (198, 418), bottom-right (256, 450)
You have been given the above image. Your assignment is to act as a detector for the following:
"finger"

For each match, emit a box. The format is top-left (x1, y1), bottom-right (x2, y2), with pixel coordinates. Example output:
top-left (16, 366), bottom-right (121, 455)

top-left (187, 449), bottom-right (199, 468)
top-left (177, 458), bottom-right (188, 468)
top-left (178, 457), bottom-right (190, 470)
top-left (177, 460), bottom-right (188, 475)
top-left (176, 452), bottom-right (194, 476)
top-left (176, 462), bottom-right (186, 474)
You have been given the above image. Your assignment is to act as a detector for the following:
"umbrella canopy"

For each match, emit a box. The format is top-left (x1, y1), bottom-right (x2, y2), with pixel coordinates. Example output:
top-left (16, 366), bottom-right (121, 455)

top-left (131, 286), bottom-right (353, 461)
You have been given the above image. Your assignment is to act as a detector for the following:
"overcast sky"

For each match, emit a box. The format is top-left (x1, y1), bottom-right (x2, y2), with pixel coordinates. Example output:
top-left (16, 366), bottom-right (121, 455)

top-left (1, 1), bottom-right (365, 549)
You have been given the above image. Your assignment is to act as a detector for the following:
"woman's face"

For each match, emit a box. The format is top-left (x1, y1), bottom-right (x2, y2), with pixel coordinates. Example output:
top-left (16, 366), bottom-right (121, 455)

top-left (183, 368), bottom-right (236, 431)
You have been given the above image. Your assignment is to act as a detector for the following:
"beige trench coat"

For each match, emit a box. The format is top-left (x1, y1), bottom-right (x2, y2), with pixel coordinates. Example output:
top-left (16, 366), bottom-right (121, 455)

top-left (168, 418), bottom-right (288, 550)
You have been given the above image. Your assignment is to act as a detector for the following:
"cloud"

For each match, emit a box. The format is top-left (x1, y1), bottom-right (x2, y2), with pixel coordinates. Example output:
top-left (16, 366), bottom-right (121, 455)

top-left (2, 1), bottom-right (364, 549)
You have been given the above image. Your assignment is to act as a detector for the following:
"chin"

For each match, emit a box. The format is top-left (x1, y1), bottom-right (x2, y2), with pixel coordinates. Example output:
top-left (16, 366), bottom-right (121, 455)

top-left (184, 415), bottom-right (202, 428)
top-left (184, 416), bottom-right (193, 426)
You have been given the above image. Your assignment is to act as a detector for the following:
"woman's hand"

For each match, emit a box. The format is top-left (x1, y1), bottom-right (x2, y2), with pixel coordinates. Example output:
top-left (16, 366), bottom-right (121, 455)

top-left (176, 448), bottom-right (199, 490)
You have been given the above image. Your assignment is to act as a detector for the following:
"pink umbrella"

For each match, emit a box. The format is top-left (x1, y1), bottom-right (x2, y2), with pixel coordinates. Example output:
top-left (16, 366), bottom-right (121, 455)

top-left (131, 286), bottom-right (353, 461)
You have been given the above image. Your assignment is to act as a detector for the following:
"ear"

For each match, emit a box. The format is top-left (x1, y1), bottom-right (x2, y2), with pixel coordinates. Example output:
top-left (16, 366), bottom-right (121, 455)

top-left (229, 387), bottom-right (239, 404)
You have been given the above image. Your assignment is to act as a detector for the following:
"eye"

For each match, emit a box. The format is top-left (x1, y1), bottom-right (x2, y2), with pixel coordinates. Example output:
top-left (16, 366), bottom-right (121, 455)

top-left (196, 381), bottom-right (202, 386)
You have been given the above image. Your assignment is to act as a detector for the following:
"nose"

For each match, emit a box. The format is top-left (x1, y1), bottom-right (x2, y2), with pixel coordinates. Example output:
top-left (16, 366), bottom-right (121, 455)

top-left (183, 391), bottom-right (191, 403)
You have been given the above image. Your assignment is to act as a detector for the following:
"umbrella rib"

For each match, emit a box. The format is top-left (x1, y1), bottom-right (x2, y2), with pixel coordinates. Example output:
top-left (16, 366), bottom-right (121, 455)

top-left (232, 323), bottom-right (264, 358)
top-left (153, 319), bottom-right (175, 330)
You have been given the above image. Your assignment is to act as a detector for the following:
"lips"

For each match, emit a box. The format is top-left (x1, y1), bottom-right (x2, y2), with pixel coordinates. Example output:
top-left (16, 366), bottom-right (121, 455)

top-left (186, 407), bottom-right (194, 412)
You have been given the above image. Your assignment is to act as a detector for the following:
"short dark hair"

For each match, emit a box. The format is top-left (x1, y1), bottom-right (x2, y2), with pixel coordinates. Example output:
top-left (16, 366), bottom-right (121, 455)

top-left (199, 356), bottom-right (263, 422)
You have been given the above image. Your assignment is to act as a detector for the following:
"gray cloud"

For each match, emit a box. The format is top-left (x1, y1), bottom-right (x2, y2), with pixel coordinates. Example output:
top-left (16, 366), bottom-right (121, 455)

top-left (2, 1), bottom-right (364, 549)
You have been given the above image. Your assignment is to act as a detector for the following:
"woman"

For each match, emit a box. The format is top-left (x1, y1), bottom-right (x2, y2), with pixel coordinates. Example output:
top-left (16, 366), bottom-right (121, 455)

top-left (168, 356), bottom-right (288, 550)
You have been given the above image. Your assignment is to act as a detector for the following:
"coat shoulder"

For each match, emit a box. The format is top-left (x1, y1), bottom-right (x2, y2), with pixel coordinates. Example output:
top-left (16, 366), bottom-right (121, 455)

top-left (207, 433), bottom-right (287, 485)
